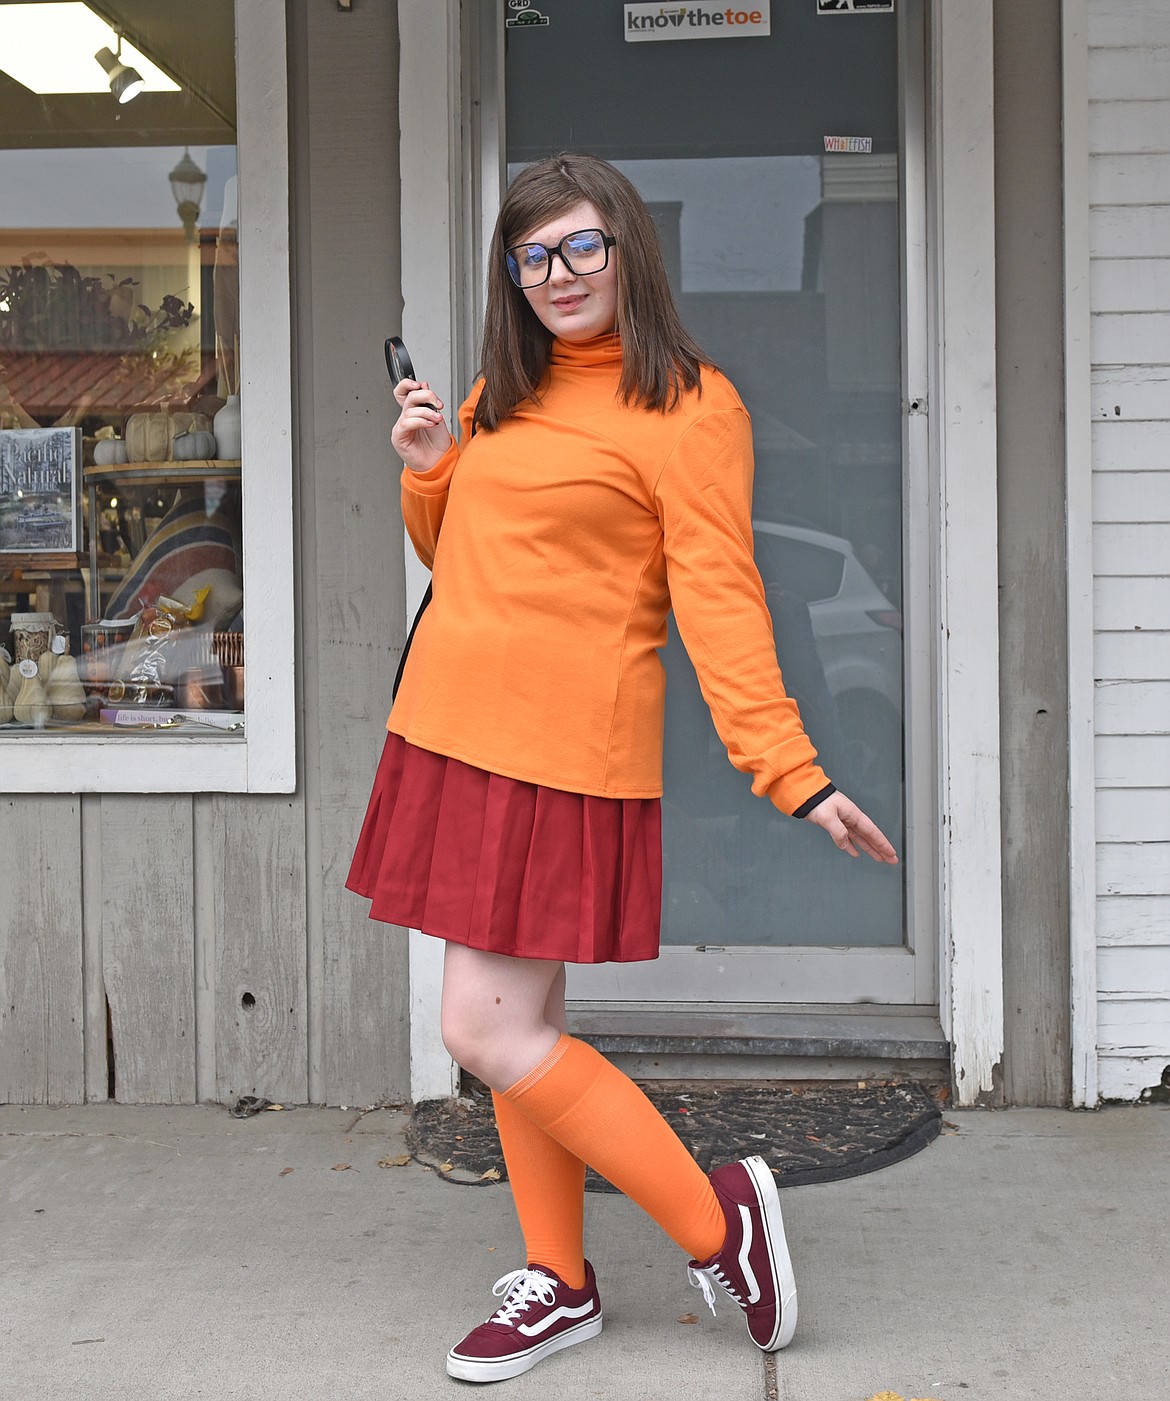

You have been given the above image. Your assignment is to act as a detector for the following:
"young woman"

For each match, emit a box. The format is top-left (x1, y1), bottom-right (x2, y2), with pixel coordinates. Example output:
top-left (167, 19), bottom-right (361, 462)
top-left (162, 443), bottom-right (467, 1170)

top-left (348, 152), bottom-right (898, 1384)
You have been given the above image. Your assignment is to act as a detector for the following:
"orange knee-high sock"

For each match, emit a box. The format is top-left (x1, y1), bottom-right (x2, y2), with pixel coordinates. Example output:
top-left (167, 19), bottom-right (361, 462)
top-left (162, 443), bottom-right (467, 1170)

top-left (504, 1035), bottom-right (726, 1262)
top-left (491, 1090), bottom-right (587, 1290)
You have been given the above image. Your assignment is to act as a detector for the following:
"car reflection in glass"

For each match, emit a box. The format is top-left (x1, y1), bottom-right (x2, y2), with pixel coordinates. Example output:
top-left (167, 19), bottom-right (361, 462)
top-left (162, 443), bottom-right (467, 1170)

top-left (663, 517), bottom-right (903, 839)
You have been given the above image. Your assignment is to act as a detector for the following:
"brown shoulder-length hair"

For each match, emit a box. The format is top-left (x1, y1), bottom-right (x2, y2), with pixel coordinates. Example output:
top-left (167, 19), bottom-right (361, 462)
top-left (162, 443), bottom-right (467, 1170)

top-left (476, 152), bottom-right (711, 430)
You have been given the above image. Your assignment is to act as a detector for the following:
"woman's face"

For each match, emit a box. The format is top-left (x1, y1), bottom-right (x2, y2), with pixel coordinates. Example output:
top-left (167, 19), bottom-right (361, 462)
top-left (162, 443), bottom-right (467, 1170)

top-left (512, 200), bottom-right (618, 343)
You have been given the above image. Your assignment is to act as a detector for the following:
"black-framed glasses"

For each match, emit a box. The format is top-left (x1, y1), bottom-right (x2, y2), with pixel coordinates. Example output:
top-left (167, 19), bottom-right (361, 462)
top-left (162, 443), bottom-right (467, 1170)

top-left (505, 228), bottom-right (617, 288)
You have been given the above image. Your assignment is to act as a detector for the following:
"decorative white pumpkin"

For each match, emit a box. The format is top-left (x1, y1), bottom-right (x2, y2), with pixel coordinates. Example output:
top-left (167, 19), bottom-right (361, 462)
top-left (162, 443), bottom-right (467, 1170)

top-left (93, 437), bottom-right (130, 466)
top-left (173, 429), bottom-right (218, 461)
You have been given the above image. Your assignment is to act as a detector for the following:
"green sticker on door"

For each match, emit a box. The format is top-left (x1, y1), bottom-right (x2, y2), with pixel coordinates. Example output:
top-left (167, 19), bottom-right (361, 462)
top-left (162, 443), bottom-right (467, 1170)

top-left (507, 4), bottom-right (550, 28)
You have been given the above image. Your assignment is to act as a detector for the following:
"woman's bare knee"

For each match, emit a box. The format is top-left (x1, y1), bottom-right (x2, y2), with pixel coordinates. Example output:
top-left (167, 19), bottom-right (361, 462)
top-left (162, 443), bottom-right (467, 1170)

top-left (439, 1005), bottom-right (488, 1079)
top-left (441, 944), bottom-right (565, 1089)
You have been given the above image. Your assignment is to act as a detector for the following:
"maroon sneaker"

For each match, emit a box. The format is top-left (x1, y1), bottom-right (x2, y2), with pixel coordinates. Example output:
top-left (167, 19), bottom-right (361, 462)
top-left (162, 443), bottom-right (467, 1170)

top-left (687, 1156), bottom-right (797, 1351)
top-left (446, 1261), bottom-right (603, 1382)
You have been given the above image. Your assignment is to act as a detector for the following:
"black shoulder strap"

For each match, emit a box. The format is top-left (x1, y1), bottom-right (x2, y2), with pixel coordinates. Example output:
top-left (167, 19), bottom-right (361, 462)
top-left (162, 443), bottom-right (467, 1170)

top-left (392, 580), bottom-right (432, 700)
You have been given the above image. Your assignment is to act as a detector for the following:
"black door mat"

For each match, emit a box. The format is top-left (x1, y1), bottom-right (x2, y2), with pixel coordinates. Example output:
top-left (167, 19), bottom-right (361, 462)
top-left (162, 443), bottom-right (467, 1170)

top-left (407, 1079), bottom-right (944, 1190)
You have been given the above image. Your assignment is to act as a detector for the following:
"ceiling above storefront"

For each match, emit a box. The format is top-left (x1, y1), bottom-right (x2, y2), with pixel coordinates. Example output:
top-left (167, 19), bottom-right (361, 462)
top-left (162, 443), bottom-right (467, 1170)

top-left (0, 0), bottom-right (236, 149)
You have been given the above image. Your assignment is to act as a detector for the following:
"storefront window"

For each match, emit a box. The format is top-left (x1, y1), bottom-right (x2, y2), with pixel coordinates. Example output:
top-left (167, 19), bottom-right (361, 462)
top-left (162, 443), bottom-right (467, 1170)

top-left (0, 1), bottom-right (244, 739)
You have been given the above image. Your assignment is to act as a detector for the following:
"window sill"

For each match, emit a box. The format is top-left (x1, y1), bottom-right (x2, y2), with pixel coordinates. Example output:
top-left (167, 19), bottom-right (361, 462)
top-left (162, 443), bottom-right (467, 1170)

top-left (0, 730), bottom-right (283, 793)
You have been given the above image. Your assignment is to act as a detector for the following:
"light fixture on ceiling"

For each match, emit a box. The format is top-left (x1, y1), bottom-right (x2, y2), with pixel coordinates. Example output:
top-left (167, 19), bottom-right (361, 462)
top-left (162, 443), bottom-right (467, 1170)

top-left (0, 5), bottom-right (179, 96)
top-left (169, 148), bottom-right (207, 244)
top-left (94, 34), bottom-right (145, 104)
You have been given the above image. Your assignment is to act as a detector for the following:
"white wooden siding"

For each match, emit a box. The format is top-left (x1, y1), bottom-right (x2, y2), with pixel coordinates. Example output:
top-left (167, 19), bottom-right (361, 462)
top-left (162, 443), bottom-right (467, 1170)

top-left (1089, 0), bottom-right (1170, 1099)
top-left (1088, 1), bottom-right (1170, 46)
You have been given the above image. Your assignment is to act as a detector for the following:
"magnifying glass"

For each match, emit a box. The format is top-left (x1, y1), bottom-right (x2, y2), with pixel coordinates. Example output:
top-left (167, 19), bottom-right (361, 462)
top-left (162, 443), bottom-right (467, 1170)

top-left (385, 335), bottom-right (439, 411)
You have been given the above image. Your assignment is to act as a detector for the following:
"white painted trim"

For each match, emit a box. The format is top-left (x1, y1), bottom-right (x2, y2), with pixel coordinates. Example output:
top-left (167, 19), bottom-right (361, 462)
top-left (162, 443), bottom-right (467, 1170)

top-left (1062, 0), bottom-right (1099, 1109)
top-left (0, 0), bottom-right (295, 794)
top-left (569, 945), bottom-right (917, 1005)
top-left (409, 929), bottom-right (459, 1103)
top-left (398, 0), bottom-right (465, 1100)
top-left (932, 0), bottom-right (1005, 1104)
top-left (899, 0), bottom-right (939, 1009)
top-left (235, 0), bottom-right (296, 793)
top-left (0, 735), bottom-right (248, 791)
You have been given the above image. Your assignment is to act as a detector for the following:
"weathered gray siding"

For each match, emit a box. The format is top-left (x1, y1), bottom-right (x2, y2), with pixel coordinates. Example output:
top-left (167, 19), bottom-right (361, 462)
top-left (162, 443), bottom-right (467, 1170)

top-left (0, 798), bottom-right (83, 1103)
top-left (289, 0), bottom-right (411, 1108)
top-left (994, 0), bottom-right (1072, 1105)
top-left (1, 3), bottom-right (412, 1107)
top-left (1088, 0), bottom-right (1170, 1100)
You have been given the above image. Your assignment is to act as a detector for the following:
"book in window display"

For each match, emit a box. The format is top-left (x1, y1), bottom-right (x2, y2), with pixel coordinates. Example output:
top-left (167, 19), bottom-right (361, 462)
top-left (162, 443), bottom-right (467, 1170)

top-left (0, 427), bottom-right (81, 556)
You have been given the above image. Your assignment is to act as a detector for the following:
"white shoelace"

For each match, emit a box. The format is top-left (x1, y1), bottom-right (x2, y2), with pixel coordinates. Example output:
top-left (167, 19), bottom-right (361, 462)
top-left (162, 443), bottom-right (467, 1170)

top-left (687, 1262), bottom-right (744, 1318)
top-left (487, 1268), bottom-right (558, 1327)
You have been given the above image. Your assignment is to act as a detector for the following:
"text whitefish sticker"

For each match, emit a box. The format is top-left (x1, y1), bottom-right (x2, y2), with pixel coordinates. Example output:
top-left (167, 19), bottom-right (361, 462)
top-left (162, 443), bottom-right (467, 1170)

top-left (817, 1), bottom-right (895, 14)
top-left (625, 3), bottom-right (771, 43)
top-left (824, 135), bottom-right (873, 153)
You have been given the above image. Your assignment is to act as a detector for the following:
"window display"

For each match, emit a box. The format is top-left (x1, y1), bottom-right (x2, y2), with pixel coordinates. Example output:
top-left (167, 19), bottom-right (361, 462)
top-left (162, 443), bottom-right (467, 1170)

top-left (0, 0), bottom-right (244, 737)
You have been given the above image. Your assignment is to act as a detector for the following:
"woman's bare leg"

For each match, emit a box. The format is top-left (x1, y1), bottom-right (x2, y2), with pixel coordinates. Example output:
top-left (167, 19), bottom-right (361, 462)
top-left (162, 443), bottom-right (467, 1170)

top-left (442, 946), bottom-right (586, 1284)
top-left (544, 963), bottom-right (568, 1035)
top-left (440, 943), bottom-right (564, 1090)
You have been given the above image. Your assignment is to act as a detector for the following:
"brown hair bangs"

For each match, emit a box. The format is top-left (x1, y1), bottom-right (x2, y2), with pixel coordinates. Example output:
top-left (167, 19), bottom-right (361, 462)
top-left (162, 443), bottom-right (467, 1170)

top-left (476, 152), bottom-right (711, 431)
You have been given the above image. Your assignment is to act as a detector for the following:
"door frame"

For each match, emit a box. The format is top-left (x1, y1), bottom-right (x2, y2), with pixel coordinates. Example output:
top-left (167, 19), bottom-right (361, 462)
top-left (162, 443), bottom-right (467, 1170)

top-left (396, 0), bottom-right (1003, 1106)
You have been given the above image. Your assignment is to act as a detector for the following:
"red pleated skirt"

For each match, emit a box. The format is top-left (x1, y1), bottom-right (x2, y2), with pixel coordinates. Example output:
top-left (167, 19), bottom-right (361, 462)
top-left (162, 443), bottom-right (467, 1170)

top-left (346, 732), bottom-right (662, 963)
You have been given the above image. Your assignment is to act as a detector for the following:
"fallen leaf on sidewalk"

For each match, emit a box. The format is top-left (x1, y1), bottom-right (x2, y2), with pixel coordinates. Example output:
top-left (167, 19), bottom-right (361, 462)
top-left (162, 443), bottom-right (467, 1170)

top-left (864, 1393), bottom-right (943, 1401)
top-left (480, 1167), bottom-right (502, 1181)
top-left (439, 1161), bottom-right (454, 1173)
top-left (266, 1103), bottom-right (284, 1111)
top-left (278, 1167), bottom-right (294, 1177)
top-left (677, 1314), bottom-right (699, 1325)
top-left (378, 1154), bottom-right (411, 1168)
top-left (332, 1163), bottom-right (352, 1172)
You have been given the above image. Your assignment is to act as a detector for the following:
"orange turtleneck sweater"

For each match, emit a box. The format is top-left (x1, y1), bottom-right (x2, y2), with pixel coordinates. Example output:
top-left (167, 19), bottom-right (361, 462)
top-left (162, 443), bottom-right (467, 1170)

top-left (389, 333), bottom-right (831, 816)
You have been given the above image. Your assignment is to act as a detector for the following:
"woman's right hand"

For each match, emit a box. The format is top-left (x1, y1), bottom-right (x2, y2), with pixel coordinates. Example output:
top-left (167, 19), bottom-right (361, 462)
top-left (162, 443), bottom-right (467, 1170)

top-left (391, 377), bottom-right (453, 473)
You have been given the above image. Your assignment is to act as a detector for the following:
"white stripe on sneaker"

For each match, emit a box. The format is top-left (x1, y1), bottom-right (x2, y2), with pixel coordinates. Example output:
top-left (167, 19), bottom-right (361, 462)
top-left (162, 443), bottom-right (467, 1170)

top-left (737, 1202), bottom-right (762, 1303)
top-left (518, 1300), bottom-right (598, 1337)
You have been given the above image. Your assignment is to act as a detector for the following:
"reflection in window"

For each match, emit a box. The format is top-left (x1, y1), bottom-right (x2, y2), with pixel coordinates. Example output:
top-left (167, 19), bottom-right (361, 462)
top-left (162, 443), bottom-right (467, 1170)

top-left (0, 1), bottom-right (243, 737)
top-left (624, 157), bottom-right (906, 946)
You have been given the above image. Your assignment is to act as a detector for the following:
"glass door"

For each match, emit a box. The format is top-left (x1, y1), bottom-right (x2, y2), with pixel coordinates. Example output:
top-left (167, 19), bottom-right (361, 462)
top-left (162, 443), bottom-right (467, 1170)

top-left (498, 0), bottom-right (931, 1005)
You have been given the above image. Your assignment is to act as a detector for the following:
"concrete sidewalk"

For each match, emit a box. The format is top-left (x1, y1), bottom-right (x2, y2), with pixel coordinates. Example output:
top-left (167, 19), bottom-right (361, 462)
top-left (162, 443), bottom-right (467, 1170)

top-left (2, 1101), bottom-right (1167, 1401)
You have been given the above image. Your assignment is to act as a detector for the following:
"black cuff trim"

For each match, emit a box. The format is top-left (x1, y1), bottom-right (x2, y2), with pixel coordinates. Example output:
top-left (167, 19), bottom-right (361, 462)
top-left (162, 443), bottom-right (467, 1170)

top-left (793, 782), bottom-right (836, 820)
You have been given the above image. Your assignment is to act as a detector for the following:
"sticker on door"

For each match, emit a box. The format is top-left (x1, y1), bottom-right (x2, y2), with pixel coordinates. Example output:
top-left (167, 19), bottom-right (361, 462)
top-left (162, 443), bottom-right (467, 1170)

top-left (507, 3), bottom-right (550, 28)
top-left (817, 1), bottom-right (895, 14)
top-left (624, 2), bottom-right (771, 42)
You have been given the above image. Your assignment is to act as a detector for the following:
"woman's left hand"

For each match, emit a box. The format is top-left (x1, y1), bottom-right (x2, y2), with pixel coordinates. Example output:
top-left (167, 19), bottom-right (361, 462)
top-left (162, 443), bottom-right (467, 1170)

top-left (803, 792), bottom-right (899, 863)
